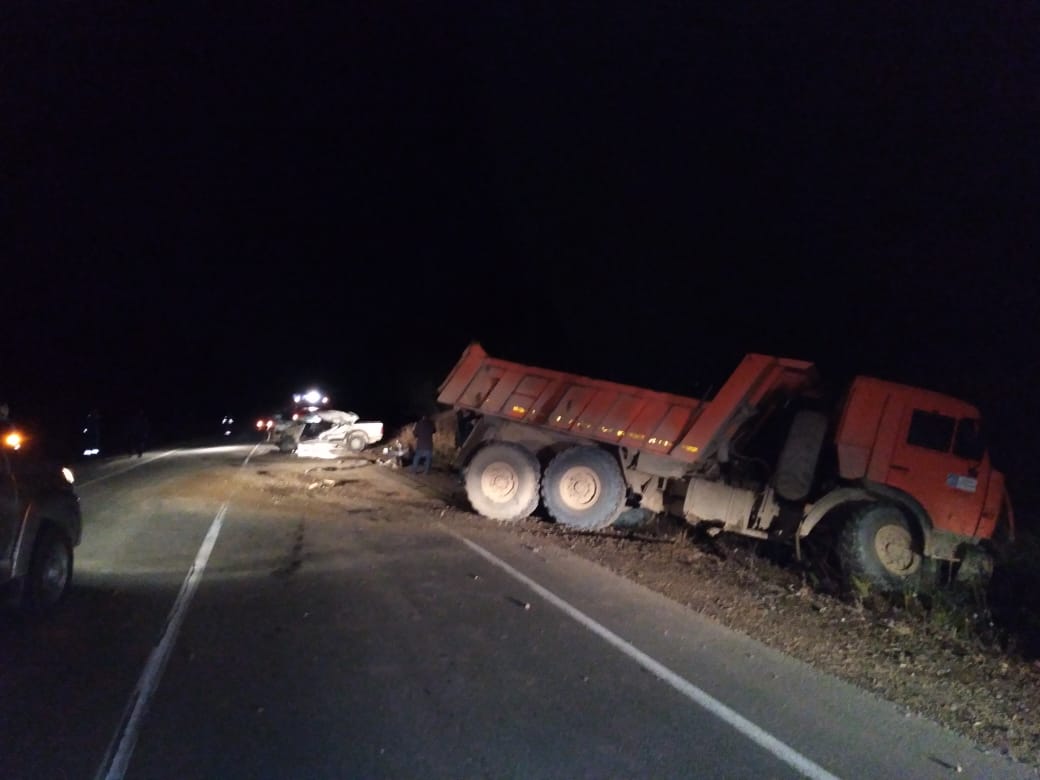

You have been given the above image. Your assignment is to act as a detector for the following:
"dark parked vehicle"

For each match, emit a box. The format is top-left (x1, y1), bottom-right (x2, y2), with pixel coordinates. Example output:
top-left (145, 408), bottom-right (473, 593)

top-left (0, 425), bottom-right (82, 614)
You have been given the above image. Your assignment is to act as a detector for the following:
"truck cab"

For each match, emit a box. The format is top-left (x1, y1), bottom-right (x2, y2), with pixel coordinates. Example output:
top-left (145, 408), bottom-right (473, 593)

top-left (835, 377), bottom-right (1010, 562)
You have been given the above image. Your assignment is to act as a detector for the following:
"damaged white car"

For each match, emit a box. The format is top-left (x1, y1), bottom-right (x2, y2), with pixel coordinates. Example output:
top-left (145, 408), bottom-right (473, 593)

top-left (274, 409), bottom-right (384, 458)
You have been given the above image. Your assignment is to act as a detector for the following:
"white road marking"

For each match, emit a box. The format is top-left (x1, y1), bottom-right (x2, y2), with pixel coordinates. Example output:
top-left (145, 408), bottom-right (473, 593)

top-left (94, 445), bottom-right (261, 780)
top-left (446, 529), bottom-right (842, 780)
top-left (93, 503), bottom-right (227, 780)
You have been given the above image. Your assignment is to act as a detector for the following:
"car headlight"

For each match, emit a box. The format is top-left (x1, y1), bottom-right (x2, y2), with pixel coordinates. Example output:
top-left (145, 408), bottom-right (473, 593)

top-left (62, 467), bottom-right (75, 485)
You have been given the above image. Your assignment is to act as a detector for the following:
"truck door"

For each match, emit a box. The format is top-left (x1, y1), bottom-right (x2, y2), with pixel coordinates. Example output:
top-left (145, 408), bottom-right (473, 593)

top-left (886, 408), bottom-right (989, 537)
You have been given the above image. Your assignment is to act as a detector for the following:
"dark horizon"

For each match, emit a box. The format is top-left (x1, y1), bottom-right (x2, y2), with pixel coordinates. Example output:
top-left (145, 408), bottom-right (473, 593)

top-left (4, 3), bottom-right (1037, 508)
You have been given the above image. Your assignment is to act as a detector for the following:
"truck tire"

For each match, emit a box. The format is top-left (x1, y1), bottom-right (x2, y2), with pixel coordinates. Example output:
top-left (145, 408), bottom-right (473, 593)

top-left (774, 410), bottom-right (828, 502)
top-left (277, 435), bottom-right (296, 453)
top-left (464, 443), bottom-right (541, 522)
top-left (347, 432), bottom-right (368, 452)
top-left (23, 524), bottom-right (74, 615)
top-left (541, 446), bottom-right (626, 531)
top-left (838, 503), bottom-right (922, 591)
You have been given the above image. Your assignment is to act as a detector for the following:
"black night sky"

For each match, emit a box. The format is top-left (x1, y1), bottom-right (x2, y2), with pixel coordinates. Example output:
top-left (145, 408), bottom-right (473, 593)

top-left (3, 4), bottom-right (1038, 508)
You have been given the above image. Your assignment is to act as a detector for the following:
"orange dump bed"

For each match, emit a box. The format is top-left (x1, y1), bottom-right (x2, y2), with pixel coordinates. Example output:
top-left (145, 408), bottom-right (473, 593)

top-left (437, 343), bottom-right (817, 465)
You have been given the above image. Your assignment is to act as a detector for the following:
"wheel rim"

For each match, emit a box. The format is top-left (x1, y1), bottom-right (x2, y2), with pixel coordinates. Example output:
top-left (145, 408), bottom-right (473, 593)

top-left (874, 524), bottom-right (920, 575)
top-left (481, 461), bottom-right (519, 504)
top-left (40, 543), bottom-right (70, 603)
top-left (558, 465), bottom-right (601, 511)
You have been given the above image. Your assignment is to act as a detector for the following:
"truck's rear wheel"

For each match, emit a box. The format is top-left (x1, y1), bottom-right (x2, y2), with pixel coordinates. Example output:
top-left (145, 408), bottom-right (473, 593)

top-left (839, 503), bottom-right (922, 591)
top-left (542, 446), bottom-right (626, 531)
top-left (464, 443), bottom-right (541, 522)
top-left (347, 432), bottom-right (368, 452)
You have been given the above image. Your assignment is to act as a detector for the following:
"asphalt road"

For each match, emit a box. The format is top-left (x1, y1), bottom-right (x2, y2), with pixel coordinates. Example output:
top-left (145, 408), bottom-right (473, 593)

top-left (0, 444), bottom-right (1032, 779)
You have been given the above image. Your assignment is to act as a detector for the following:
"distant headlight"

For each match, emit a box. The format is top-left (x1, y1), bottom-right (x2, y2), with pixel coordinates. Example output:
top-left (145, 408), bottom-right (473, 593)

top-left (62, 467), bottom-right (75, 485)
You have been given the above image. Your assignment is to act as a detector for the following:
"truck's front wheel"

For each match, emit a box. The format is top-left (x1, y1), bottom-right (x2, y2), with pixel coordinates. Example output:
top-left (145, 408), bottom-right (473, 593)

top-left (542, 446), bottom-right (626, 531)
top-left (464, 443), bottom-right (541, 522)
top-left (839, 503), bottom-right (923, 591)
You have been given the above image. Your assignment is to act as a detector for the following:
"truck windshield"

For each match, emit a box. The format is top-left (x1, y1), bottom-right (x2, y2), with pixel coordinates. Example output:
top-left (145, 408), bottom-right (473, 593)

top-left (907, 410), bottom-right (985, 462)
top-left (907, 410), bottom-right (955, 452)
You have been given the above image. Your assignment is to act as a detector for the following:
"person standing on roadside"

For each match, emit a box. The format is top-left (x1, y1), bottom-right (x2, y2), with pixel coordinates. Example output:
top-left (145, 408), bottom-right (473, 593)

top-left (411, 415), bottom-right (435, 475)
top-left (128, 409), bottom-right (149, 457)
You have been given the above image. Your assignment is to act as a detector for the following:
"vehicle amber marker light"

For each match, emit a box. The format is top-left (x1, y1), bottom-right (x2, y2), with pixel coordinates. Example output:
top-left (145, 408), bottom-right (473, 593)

top-left (4, 431), bottom-right (23, 450)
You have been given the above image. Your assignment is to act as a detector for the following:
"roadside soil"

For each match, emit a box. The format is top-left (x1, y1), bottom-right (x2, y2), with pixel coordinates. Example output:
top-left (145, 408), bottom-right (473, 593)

top-left (240, 448), bottom-right (1040, 773)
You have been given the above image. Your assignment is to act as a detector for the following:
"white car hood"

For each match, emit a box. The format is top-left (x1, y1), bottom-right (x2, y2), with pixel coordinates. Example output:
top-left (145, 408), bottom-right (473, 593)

top-left (298, 409), bottom-right (359, 425)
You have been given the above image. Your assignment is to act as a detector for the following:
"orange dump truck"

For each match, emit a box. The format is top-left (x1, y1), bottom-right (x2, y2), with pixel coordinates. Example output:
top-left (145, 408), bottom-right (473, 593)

top-left (437, 343), bottom-right (1013, 590)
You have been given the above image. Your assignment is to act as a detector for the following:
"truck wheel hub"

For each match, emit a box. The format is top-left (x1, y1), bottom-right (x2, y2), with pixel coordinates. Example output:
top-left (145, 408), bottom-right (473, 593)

top-left (874, 524), bottom-right (919, 574)
top-left (560, 466), bottom-right (601, 511)
top-left (482, 463), bottom-right (518, 503)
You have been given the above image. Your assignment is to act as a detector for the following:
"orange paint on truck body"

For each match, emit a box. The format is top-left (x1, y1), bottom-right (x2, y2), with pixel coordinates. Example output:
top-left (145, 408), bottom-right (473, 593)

top-left (436, 343), bottom-right (816, 465)
top-left (835, 376), bottom-right (1008, 540)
